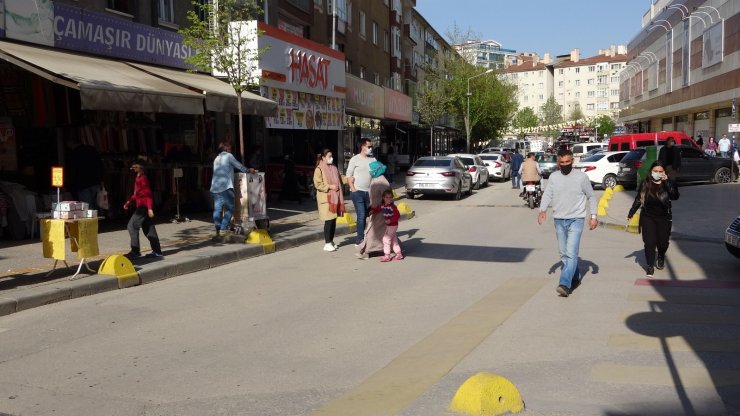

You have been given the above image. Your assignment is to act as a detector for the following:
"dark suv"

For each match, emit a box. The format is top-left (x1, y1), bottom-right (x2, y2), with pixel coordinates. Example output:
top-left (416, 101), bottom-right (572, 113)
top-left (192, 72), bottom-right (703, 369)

top-left (727, 215), bottom-right (740, 259)
top-left (616, 148), bottom-right (646, 188)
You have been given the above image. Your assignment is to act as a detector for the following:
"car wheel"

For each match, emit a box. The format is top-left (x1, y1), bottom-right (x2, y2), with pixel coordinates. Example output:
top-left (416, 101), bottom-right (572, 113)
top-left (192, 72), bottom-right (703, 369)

top-left (406, 191), bottom-right (414, 200)
top-left (602, 174), bottom-right (617, 189)
top-left (466, 182), bottom-right (473, 196)
top-left (473, 178), bottom-right (480, 190)
top-left (483, 175), bottom-right (490, 187)
top-left (714, 167), bottom-right (731, 183)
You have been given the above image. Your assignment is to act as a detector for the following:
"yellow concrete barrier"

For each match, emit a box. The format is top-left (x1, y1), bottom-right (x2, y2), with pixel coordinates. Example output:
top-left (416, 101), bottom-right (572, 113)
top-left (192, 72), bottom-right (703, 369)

top-left (450, 372), bottom-right (524, 415)
top-left (397, 202), bottom-right (415, 219)
top-left (613, 185), bottom-right (625, 192)
top-left (627, 213), bottom-right (640, 233)
top-left (603, 187), bottom-right (614, 200)
top-left (246, 229), bottom-right (275, 253)
top-left (98, 254), bottom-right (139, 288)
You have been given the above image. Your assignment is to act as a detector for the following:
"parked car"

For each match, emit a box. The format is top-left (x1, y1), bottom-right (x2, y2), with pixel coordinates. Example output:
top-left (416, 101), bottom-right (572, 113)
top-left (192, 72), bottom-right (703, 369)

top-left (574, 151), bottom-right (628, 189)
top-left (726, 215), bottom-right (740, 258)
top-left (405, 156), bottom-right (473, 200)
top-left (482, 147), bottom-right (515, 154)
top-left (617, 146), bottom-right (738, 188)
top-left (607, 131), bottom-right (699, 152)
top-left (572, 143), bottom-right (608, 162)
top-left (448, 153), bottom-right (490, 189)
top-left (478, 153), bottom-right (511, 181)
top-left (536, 153), bottom-right (558, 178)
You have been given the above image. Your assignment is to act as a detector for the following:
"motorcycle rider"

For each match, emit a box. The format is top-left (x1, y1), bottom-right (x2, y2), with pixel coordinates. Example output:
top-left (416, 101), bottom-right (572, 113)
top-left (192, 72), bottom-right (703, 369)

top-left (519, 152), bottom-right (543, 197)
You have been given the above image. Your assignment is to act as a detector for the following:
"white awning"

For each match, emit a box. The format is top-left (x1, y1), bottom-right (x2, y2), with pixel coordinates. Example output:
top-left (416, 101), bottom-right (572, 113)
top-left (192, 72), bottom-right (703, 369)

top-left (127, 62), bottom-right (277, 117)
top-left (0, 41), bottom-right (205, 114)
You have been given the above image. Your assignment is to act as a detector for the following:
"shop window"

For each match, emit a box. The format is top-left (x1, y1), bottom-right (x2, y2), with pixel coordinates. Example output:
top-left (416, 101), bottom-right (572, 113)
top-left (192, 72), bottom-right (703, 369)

top-left (108, 0), bottom-right (134, 15)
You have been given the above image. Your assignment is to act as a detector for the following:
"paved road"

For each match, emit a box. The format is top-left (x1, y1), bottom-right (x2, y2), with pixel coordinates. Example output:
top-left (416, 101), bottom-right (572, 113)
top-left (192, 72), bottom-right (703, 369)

top-left (0, 182), bottom-right (738, 415)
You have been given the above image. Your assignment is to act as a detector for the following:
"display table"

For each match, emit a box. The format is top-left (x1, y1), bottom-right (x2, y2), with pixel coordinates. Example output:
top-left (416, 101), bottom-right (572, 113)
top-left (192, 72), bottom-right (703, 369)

top-left (40, 217), bottom-right (100, 280)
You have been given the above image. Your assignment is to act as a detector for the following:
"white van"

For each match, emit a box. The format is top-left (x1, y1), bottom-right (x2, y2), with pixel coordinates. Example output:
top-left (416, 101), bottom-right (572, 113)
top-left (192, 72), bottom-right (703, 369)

top-left (572, 143), bottom-right (607, 161)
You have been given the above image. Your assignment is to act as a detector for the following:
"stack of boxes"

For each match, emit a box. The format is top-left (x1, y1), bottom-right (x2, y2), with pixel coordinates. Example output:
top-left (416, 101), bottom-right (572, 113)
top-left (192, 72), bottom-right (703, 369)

top-left (52, 201), bottom-right (97, 219)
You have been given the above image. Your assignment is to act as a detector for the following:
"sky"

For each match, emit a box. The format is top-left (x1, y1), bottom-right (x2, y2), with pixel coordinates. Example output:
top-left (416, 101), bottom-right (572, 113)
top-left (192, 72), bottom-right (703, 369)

top-left (415, 0), bottom-right (651, 58)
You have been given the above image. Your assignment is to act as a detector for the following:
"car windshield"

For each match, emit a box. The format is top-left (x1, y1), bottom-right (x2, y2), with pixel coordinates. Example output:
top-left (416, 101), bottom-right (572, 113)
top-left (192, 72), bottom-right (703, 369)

top-left (581, 154), bottom-right (605, 162)
top-left (621, 149), bottom-right (646, 161)
top-left (414, 159), bottom-right (451, 167)
top-left (458, 157), bottom-right (475, 165)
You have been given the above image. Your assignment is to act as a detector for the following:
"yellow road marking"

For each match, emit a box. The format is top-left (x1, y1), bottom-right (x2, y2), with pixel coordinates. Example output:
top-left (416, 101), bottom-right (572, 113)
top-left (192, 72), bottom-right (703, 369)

top-left (310, 277), bottom-right (546, 416)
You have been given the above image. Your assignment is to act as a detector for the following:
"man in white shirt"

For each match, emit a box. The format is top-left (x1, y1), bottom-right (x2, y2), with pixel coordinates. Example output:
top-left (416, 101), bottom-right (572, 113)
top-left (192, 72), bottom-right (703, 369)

top-left (346, 138), bottom-right (377, 245)
top-left (718, 133), bottom-right (732, 158)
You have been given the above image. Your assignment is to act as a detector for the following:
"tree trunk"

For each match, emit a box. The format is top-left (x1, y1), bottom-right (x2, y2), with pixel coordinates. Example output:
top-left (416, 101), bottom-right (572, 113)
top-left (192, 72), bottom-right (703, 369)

top-left (237, 90), bottom-right (245, 163)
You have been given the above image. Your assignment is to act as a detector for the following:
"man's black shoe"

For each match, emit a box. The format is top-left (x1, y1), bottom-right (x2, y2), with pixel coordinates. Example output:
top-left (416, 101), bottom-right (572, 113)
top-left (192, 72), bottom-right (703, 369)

top-left (125, 251), bottom-right (141, 258)
top-left (571, 278), bottom-right (582, 291)
top-left (656, 255), bottom-right (665, 270)
top-left (646, 266), bottom-right (655, 277)
top-left (556, 285), bottom-right (570, 297)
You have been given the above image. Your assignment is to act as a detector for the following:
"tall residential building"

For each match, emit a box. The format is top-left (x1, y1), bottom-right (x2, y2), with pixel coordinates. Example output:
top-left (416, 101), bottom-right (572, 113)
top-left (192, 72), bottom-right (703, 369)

top-left (619, 0), bottom-right (739, 138)
top-left (454, 39), bottom-right (517, 70)
top-left (501, 54), bottom-right (554, 117)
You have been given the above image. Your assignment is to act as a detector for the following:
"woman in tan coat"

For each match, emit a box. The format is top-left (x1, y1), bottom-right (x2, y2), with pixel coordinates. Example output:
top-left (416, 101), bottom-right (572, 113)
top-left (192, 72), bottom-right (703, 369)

top-left (313, 149), bottom-right (346, 252)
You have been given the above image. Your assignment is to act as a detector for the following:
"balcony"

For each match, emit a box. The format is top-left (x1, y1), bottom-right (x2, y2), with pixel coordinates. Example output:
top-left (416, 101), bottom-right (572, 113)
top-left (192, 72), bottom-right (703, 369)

top-left (403, 24), bottom-right (417, 44)
top-left (391, 56), bottom-right (402, 73)
top-left (404, 59), bottom-right (417, 81)
top-left (390, 10), bottom-right (401, 27)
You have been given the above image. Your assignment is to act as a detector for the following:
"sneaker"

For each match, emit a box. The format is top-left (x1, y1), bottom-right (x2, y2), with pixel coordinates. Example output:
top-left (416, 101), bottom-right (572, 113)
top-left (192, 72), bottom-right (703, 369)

top-left (556, 285), bottom-right (571, 297)
top-left (656, 255), bottom-right (665, 270)
top-left (394, 254), bottom-right (405, 261)
top-left (646, 266), bottom-right (655, 278)
top-left (125, 250), bottom-right (141, 258)
top-left (323, 243), bottom-right (337, 252)
top-left (380, 255), bottom-right (392, 262)
top-left (146, 252), bottom-right (164, 258)
top-left (332, 242), bottom-right (339, 249)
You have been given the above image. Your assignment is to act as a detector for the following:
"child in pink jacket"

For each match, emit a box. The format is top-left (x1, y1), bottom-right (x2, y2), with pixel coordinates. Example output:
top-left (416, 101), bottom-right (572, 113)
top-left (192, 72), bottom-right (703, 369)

top-left (372, 190), bottom-right (404, 262)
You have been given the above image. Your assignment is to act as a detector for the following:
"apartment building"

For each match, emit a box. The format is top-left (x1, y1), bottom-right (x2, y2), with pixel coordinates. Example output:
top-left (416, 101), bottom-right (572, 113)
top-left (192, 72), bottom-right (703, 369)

top-left (502, 54), bottom-right (554, 117)
top-left (619, 0), bottom-right (739, 138)
top-left (454, 39), bottom-right (518, 70)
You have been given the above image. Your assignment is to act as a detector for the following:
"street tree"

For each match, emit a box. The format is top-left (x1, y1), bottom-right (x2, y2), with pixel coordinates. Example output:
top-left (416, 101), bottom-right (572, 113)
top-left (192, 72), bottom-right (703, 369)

top-left (180, 0), bottom-right (264, 163)
top-left (416, 82), bottom-right (449, 156)
top-left (569, 104), bottom-right (584, 124)
top-left (512, 107), bottom-right (539, 138)
top-left (591, 114), bottom-right (616, 139)
top-left (540, 96), bottom-right (564, 140)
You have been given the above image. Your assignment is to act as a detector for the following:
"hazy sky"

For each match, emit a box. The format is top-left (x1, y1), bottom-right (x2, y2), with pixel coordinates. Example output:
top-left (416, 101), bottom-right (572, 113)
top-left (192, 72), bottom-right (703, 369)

top-left (415, 0), bottom-right (651, 57)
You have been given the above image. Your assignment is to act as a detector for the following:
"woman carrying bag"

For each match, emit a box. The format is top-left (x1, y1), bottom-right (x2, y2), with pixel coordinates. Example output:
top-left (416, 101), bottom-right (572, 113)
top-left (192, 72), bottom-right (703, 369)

top-left (313, 149), bottom-right (346, 252)
top-left (627, 160), bottom-right (679, 278)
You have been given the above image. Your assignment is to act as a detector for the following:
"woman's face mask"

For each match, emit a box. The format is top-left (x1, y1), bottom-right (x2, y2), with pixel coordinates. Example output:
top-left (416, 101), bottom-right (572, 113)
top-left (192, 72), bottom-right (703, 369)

top-left (651, 171), bottom-right (663, 181)
top-left (326, 157), bottom-right (334, 164)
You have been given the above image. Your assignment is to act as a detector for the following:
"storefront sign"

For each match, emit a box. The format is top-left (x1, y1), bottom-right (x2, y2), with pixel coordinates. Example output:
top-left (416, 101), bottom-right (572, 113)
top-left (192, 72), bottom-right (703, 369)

top-left (1, 0), bottom-right (194, 69)
top-left (264, 86), bottom-right (344, 130)
top-left (346, 74), bottom-right (383, 119)
top-left (51, 167), bottom-right (64, 188)
top-left (383, 88), bottom-right (412, 121)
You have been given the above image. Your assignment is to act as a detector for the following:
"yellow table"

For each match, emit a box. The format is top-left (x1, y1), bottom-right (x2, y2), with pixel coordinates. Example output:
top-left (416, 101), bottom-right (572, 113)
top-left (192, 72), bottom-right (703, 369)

top-left (40, 218), bottom-right (99, 280)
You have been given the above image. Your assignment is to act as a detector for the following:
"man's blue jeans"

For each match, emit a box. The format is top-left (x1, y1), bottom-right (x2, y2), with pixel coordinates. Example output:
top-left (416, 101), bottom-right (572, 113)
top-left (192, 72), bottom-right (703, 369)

top-left (212, 189), bottom-right (235, 232)
top-left (511, 172), bottom-right (520, 189)
top-left (351, 190), bottom-right (370, 244)
top-left (554, 218), bottom-right (584, 288)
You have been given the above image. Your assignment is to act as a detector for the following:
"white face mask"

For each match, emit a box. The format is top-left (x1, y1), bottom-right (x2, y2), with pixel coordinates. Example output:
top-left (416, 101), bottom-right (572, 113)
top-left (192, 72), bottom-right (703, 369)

top-left (326, 157), bottom-right (333, 164)
top-left (651, 172), bottom-right (663, 181)
top-left (364, 147), bottom-right (373, 156)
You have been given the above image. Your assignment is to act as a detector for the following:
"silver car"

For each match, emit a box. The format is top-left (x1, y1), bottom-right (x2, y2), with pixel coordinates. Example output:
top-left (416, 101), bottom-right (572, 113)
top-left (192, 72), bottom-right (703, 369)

top-left (448, 153), bottom-right (490, 189)
top-left (405, 156), bottom-right (473, 200)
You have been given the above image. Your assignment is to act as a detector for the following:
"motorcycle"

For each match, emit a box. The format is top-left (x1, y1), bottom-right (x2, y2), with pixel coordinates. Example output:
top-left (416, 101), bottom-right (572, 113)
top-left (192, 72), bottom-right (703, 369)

top-left (522, 181), bottom-right (542, 209)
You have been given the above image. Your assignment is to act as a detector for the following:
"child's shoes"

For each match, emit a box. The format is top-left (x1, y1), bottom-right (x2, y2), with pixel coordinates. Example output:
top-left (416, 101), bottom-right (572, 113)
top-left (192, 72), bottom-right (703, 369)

top-left (380, 255), bottom-right (392, 262)
top-left (394, 254), bottom-right (404, 261)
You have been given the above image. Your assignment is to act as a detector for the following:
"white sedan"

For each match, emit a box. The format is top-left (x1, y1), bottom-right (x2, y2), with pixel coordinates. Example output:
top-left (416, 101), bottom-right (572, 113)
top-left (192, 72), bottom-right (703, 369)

top-left (447, 153), bottom-right (490, 189)
top-left (478, 153), bottom-right (511, 181)
top-left (574, 150), bottom-right (628, 189)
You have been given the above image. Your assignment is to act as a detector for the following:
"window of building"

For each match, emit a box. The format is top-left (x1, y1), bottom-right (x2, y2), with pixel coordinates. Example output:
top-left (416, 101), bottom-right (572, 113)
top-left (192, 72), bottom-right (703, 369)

top-left (286, 0), bottom-right (310, 11)
top-left (523, 95), bottom-right (528, 101)
top-left (360, 66), bottom-right (366, 79)
top-left (558, 81), bottom-right (563, 87)
top-left (374, 73), bottom-right (380, 85)
top-left (611, 63), bottom-right (621, 70)
top-left (588, 91), bottom-right (595, 97)
top-left (539, 71), bottom-right (543, 77)
top-left (372, 21), bottom-right (378, 45)
top-left (610, 76), bottom-right (619, 83)
top-left (107, 0), bottom-right (134, 14)
top-left (539, 82), bottom-right (543, 88)
top-left (586, 103), bottom-right (595, 110)
top-left (558, 69), bottom-right (564, 74)
top-left (359, 10), bottom-right (366, 37)
top-left (611, 102), bottom-right (620, 109)
top-left (383, 30), bottom-right (389, 52)
top-left (346, 59), bottom-right (352, 72)
top-left (597, 102), bottom-right (608, 110)
top-left (588, 66), bottom-right (595, 72)
top-left (597, 64), bottom-right (606, 71)
top-left (575, 67), bottom-right (580, 73)
top-left (392, 27), bottom-right (401, 57)
top-left (575, 79), bottom-right (580, 86)
top-left (597, 90), bottom-right (607, 97)
top-left (597, 75), bottom-right (607, 84)
top-left (587, 78), bottom-right (594, 85)
top-left (157, 0), bottom-right (174, 23)
top-left (575, 92), bottom-right (580, 98)
top-left (610, 89), bottom-right (619, 96)
top-left (539, 94), bottom-right (544, 99)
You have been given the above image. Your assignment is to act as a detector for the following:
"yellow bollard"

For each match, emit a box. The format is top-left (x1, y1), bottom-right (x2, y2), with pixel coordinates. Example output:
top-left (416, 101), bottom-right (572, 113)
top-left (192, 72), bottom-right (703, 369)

top-left (396, 202), bottom-right (415, 219)
top-left (627, 213), bottom-right (640, 233)
top-left (246, 229), bottom-right (275, 253)
top-left (613, 184), bottom-right (625, 192)
top-left (98, 254), bottom-right (139, 288)
top-left (450, 372), bottom-right (525, 415)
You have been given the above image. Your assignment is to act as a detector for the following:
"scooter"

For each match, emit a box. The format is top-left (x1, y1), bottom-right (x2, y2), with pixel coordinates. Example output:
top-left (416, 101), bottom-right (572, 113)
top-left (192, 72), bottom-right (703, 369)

top-left (522, 181), bottom-right (542, 209)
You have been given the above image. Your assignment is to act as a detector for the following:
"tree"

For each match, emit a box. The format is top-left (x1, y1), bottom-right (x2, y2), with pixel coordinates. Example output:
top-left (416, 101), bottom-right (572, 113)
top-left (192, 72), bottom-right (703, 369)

top-left (512, 107), bottom-right (539, 138)
top-left (540, 96), bottom-right (563, 140)
top-left (592, 114), bottom-right (616, 139)
top-left (180, 0), bottom-right (264, 163)
top-left (569, 104), bottom-right (584, 123)
top-left (416, 83), bottom-right (449, 156)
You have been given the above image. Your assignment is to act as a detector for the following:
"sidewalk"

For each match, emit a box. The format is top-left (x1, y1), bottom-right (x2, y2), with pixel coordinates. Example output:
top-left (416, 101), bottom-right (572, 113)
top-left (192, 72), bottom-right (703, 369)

top-left (0, 175), bottom-right (412, 317)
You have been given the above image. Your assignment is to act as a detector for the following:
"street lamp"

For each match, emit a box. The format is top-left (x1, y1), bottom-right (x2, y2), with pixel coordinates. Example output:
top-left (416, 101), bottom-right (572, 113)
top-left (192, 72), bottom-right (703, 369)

top-left (466, 69), bottom-right (494, 152)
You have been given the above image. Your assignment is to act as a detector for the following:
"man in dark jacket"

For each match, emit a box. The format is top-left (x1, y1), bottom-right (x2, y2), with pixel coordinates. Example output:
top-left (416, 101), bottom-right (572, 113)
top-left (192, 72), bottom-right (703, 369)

top-left (658, 138), bottom-right (681, 181)
top-left (510, 151), bottom-right (524, 189)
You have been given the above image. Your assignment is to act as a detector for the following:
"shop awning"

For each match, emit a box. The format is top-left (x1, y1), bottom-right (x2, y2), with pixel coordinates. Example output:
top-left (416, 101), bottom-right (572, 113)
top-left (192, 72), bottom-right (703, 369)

top-left (127, 62), bottom-right (277, 117)
top-left (0, 41), bottom-right (205, 114)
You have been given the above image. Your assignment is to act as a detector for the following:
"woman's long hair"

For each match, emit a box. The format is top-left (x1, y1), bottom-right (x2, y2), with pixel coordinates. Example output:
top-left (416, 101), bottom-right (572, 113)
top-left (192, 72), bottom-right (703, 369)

top-left (639, 160), bottom-right (668, 205)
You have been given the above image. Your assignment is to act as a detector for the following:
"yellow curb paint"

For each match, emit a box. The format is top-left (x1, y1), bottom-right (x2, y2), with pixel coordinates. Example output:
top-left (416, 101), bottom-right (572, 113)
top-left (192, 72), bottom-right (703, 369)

top-left (98, 254), bottom-right (139, 288)
top-left (246, 229), bottom-right (275, 253)
top-left (449, 372), bottom-right (524, 415)
top-left (592, 362), bottom-right (740, 388)
top-left (310, 278), bottom-right (545, 416)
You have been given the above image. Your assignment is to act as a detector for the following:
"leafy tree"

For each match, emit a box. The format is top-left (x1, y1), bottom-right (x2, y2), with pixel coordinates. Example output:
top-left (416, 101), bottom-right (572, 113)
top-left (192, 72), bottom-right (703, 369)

top-left (569, 104), bottom-right (584, 123)
top-left (592, 114), bottom-right (616, 139)
top-left (180, 0), bottom-right (264, 163)
top-left (512, 107), bottom-right (539, 138)
top-left (540, 96), bottom-right (563, 140)
top-left (416, 83), bottom-right (449, 156)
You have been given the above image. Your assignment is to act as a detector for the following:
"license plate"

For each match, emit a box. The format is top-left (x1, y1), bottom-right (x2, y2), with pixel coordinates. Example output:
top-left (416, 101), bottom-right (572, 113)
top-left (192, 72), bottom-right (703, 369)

top-left (622, 167), bottom-right (631, 172)
top-left (417, 183), bottom-right (431, 188)
top-left (525, 185), bottom-right (535, 192)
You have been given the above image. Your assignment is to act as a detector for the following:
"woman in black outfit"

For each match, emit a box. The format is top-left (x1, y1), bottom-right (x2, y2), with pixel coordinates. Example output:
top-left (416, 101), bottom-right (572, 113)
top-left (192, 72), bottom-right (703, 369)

top-left (627, 160), bottom-right (679, 277)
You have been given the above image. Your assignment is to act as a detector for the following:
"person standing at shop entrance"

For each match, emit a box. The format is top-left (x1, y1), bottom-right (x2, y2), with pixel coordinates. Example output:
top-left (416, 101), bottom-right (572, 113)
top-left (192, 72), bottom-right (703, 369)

top-left (210, 141), bottom-right (253, 240)
top-left (346, 138), bottom-right (377, 245)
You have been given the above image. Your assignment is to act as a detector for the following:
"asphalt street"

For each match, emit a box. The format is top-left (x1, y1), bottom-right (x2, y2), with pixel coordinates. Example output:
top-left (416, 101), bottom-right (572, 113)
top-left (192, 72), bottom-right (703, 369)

top-left (0, 181), bottom-right (738, 416)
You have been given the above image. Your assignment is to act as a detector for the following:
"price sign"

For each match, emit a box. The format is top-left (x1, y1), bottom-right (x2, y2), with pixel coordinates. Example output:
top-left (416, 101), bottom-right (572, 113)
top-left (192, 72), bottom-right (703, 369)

top-left (51, 166), bottom-right (64, 187)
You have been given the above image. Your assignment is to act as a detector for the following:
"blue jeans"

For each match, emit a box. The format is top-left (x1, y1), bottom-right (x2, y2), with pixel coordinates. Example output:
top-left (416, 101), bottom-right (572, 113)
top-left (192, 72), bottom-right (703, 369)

top-left (511, 172), bottom-right (520, 188)
top-left (351, 190), bottom-right (370, 243)
top-left (554, 218), bottom-right (584, 288)
top-left (212, 189), bottom-right (235, 232)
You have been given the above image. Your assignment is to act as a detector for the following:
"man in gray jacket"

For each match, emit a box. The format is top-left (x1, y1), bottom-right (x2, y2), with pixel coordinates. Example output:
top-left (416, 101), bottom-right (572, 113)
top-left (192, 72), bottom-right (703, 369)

top-left (537, 149), bottom-right (598, 297)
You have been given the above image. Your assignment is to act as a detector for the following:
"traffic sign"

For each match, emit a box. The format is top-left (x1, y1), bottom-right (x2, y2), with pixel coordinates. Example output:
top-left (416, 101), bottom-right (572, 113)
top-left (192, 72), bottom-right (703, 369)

top-left (729, 124), bottom-right (740, 133)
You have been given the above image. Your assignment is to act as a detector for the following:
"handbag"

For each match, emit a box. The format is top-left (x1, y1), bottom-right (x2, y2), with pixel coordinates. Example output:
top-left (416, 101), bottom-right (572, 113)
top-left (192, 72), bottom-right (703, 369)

top-left (96, 185), bottom-right (109, 210)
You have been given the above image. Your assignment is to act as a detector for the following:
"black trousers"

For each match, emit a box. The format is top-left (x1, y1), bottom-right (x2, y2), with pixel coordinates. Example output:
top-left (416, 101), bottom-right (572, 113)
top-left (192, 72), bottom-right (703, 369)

top-left (640, 214), bottom-right (671, 266)
top-left (128, 206), bottom-right (162, 254)
top-left (324, 218), bottom-right (337, 243)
